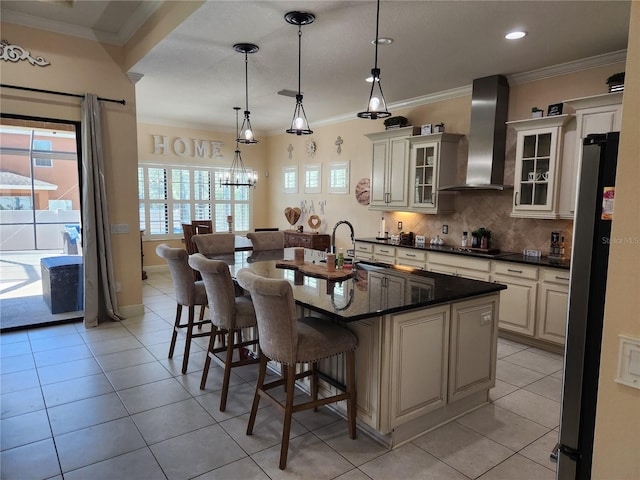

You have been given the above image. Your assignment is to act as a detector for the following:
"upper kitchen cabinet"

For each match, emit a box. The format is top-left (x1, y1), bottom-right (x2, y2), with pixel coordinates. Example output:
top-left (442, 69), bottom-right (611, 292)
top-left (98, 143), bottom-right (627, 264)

top-left (561, 92), bottom-right (623, 218)
top-left (407, 133), bottom-right (462, 214)
top-left (366, 127), bottom-right (419, 210)
top-left (508, 115), bottom-right (572, 219)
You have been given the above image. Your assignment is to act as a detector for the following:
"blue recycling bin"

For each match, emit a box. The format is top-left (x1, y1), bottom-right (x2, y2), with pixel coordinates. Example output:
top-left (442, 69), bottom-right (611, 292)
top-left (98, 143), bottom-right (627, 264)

top-left (41, 256), bottom-right (84, 314)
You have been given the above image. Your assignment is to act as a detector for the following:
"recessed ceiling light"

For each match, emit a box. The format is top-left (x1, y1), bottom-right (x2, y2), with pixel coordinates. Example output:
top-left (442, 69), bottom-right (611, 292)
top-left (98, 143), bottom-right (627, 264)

top-left (372, 37), bottom-right (393, 45)
top-left (505, 31), bottom-right (526, 40)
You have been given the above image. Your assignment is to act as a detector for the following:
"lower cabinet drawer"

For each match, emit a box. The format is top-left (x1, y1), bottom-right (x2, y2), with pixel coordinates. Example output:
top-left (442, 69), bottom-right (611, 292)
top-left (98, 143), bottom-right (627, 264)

top-left (397, 248), bottom-right (426, 263)
top-left (493, 262), bottom-right (538, 280)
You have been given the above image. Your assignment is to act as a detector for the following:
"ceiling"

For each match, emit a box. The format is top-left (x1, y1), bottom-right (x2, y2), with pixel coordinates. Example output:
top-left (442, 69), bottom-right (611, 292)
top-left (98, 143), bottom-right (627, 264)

top-left (1, 1), bottom-right (631, 135)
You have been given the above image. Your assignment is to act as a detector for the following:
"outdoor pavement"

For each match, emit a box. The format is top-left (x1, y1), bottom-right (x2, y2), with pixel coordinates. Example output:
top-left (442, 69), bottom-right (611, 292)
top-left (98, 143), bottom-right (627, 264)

top-left (0, 250), bottom-right (82, 330)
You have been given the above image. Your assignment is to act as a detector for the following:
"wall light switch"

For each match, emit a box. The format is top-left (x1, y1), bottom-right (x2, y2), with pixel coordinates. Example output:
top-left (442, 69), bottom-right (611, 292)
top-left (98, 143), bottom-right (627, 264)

top-left (111, 224), bottom-right (129, 234)
top-left (616, 335), bottom-right (640, 390)
top-left (397, 221), bottom-right (403, 231)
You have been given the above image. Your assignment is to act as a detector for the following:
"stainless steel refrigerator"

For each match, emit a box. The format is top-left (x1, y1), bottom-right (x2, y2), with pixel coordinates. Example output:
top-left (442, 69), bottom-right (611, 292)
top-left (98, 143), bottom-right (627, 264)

top-left (556, 132), bottom-right (620, 479)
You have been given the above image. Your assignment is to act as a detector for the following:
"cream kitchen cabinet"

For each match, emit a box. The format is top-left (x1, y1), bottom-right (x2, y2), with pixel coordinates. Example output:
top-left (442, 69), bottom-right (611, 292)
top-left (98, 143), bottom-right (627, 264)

top-left (366, 126), bottom-right (419, 209)
top-left (427, 252), bottom-right (491, 281)
top-left (562, 92), bottom-right (623, 218)
top-left (384, 305), bottom-right (450, 430)
top-left (372, 244), bottom-right (396, 264)
top-left (536, 268), bottom-right (570, 345)
top-left (395, 246), bottom-right (427, 269)
top-left (354, 241), bottom-right (374, 261)
top-left (493, 262), bottom-right (538, 337)
top-left (449, 294), bottom-right (499, 403)
top-left (407, 133), bottom-right (462, 214)
top-left (508, 115), bottom-right (572, 219)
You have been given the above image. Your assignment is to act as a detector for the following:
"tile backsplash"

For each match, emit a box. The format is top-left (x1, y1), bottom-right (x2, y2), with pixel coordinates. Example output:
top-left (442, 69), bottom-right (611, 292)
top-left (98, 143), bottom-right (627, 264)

top-left (385, 190), bottom-right (573, 256)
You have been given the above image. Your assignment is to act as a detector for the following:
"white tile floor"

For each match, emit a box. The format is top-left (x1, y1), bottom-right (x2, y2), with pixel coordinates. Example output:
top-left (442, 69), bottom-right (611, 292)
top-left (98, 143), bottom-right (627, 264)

top-left (0, 270), bottom-right (562, 479)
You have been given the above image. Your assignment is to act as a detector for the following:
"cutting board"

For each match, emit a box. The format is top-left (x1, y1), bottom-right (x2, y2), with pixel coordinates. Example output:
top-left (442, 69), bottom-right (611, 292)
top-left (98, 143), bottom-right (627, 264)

top-left (276, 260), bottom-right (354, 281)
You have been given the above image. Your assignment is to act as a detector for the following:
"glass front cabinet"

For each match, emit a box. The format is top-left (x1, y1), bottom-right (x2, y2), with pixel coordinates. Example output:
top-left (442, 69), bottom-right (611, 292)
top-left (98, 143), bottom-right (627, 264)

top-left (508, 115), bottom-right (572, 219)
top-left (407, 133), bottom-right (462, 214)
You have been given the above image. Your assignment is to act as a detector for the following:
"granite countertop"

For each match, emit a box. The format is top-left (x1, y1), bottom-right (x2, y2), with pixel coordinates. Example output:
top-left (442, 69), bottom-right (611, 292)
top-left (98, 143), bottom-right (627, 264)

top-left (355, 237), bottom-right (571, 270)
top-left (212, 248), bottom-right (506, 322)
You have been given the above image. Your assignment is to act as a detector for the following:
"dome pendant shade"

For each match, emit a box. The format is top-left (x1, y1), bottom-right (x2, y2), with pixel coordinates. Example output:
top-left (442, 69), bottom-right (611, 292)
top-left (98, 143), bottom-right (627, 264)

top-left (357, 0), bottom-right (391, 120)
top-left (233, 43), bottom-right (259, 144)
top-left (285, 11), bottom-right (315, 135)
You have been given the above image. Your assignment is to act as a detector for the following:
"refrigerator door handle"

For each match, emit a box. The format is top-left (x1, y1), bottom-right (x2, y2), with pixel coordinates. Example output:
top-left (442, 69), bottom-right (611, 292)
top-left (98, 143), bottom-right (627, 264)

top-left (559, 443), bottom-right (583, 462)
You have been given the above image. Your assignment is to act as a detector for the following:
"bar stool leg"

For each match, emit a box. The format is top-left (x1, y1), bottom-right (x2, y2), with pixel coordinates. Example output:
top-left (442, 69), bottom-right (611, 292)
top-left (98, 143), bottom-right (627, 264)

top-left (220, 328), bottom-right (235, 411)
top-left (280, 364), bottom-right (296, 470)
top-left (181, 305), bottom-right (195, 374)
top-left (200, 325), bottom-right (219, 390)
top-left (247, 355), bottom-right (268, 435)
top-left (168, 304), bottom-right (182, 359)
top-left (346, 350), bottom-right (357, 439)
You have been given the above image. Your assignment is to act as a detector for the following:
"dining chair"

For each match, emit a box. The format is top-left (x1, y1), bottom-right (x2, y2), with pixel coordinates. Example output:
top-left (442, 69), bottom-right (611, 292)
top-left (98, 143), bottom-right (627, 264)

top-left (236, 268), bottom-right (358, 470)
top-left (192, 219), bottom-right (213, 234)
top-left (247, 230), bottom-right (285, 251)
top-left (181, 223), bottom-right (198, 255)
top-left (155, 244), bottom-right (210, 374)
top-left (188, 254), bottom-right (260, 411)
top-left (192, 233), bottom-right (235, 255)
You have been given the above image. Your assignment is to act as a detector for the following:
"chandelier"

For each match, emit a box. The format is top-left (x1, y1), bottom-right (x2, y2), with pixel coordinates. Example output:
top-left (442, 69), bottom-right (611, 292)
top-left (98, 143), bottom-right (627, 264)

top-left (285, 11), bottom-right (315, 135)
top-left (234, 43), bottom-right (259, 144)
top-left (357, 0), bottom-right (391, 119)
top-left (220, 107), bottom-right (258, 188)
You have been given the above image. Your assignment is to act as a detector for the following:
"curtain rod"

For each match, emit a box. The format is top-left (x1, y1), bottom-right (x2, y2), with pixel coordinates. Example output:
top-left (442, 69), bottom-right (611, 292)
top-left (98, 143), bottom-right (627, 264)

top-left (0, 84), bottom-right (126, 105)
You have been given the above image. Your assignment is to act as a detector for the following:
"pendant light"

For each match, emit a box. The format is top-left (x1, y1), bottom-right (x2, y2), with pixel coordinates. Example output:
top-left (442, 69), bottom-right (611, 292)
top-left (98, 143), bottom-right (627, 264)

top-left (285, 11), bottom-right (315, 135)
top-left (357, 0), bottom-right (391, 120)
top-left (220, 107), bottom-right (257, 188)
top-left (234, 43), bottom-right (259, 144)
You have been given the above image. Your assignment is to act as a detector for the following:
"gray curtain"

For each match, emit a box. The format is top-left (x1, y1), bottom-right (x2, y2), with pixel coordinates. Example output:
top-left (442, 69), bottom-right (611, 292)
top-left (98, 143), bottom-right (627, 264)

top-left (81, 94), bottom-right (122, 327)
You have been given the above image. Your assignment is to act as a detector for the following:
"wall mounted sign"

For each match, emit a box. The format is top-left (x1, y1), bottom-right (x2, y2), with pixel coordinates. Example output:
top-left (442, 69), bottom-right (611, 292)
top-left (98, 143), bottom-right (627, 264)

top-left (151, 135), bottom-right (223, 159)
top-left (0, 40), bottom-right (50, 67)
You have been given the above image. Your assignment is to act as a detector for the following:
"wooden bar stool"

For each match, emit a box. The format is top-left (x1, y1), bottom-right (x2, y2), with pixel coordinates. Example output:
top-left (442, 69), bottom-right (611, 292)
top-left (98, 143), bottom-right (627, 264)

top-left (236, 268), bottom-right (357, 470)
top-left (189, 254), bottom-right (260, 411)
top-left (155, 244), bottom-right (210, 374)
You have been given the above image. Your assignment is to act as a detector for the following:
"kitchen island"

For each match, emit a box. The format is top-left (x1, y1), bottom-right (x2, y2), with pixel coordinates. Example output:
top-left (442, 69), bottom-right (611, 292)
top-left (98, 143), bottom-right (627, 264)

top-left (218, 248), bottom-right (506, 447)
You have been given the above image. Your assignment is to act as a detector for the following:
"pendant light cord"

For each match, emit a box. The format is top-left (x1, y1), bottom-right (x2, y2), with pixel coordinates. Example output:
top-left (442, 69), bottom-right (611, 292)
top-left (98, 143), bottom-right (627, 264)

top-left (297, 25), bottom-right (302, 95)
top-left (373, 0), bottom-right (381, 70)
top-left (244, 53), bottom-right (249, 112)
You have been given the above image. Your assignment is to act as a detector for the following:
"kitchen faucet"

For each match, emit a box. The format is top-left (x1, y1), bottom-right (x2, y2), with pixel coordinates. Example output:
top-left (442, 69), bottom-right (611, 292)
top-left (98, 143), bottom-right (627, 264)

top-left (331, 220), bottom-right (355, 254)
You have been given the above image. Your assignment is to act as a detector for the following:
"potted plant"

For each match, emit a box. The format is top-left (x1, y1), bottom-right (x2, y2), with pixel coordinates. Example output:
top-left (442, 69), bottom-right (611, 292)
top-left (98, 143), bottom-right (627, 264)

top-left (606, 72), bottom-right (625, 93)
top-left (531, 107), bottom-right (544, 118)
top-left (383, 116), bottom-right (409, 130)
top-left (434, 123), bottom-right (445, 133)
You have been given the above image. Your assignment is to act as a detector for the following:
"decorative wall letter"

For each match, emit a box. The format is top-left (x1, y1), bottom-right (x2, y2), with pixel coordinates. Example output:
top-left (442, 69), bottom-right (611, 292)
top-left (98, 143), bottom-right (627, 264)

top-left (152, 135), bottom-right (168, 155)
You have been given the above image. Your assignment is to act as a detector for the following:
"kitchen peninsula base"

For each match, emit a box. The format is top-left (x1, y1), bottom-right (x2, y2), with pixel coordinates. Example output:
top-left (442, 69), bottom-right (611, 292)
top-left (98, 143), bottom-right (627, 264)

top-left (303, 292), bottom-right (501, 448)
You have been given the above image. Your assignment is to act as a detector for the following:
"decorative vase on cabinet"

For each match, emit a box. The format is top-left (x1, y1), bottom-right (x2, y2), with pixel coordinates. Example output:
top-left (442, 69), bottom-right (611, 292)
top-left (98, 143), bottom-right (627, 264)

top-left (508, 114), bottom-right (572, 219)
top-left (366, 126), bottom-right (419, 210)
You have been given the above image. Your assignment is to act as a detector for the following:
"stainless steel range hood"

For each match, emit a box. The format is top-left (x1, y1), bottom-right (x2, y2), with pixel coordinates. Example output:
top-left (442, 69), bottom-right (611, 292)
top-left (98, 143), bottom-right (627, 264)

top-left (440, 75), bottom-right (512, 191)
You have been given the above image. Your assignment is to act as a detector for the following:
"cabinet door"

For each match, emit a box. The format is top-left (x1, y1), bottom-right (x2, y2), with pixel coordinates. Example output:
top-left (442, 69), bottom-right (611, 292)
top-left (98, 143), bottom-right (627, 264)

top-left (388, 306), bottom-right (449, 428)
top-left (495, 275), bottom-right (538, 336)
top-left (513, 128), bottom-right (558, 213)
top-left (409, 141), bottom-right (437, 210)
top-left (346, 318), bottom-right (382, 429)
top-left (387, 137), bottom-right (409, 207)
top-left (537, 280), bottom-right (569, 345)
top-left (449, 294), bottom-right (499, 403)
top-left (370, 141), bottom-right (389, 206)
top-left (569, 103), bottom-right (623, 215)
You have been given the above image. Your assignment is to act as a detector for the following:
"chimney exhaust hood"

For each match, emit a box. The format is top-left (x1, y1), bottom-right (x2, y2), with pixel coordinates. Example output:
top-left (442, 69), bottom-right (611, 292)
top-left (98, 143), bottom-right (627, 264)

top-left (440, 75), bottom-right (512, 191)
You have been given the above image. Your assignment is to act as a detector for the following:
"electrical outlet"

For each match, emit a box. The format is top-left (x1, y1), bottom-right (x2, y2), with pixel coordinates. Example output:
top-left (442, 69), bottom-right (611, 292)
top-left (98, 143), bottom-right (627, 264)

top-left (442, 224), bottom-right (448, 234)
top-left (397, 221), bottom-right (403, 230)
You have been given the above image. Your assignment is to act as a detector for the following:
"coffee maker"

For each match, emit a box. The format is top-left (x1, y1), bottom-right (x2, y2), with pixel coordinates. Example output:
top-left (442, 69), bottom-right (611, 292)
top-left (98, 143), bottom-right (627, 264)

top-left (549, 231), bottom-right (565, 258)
